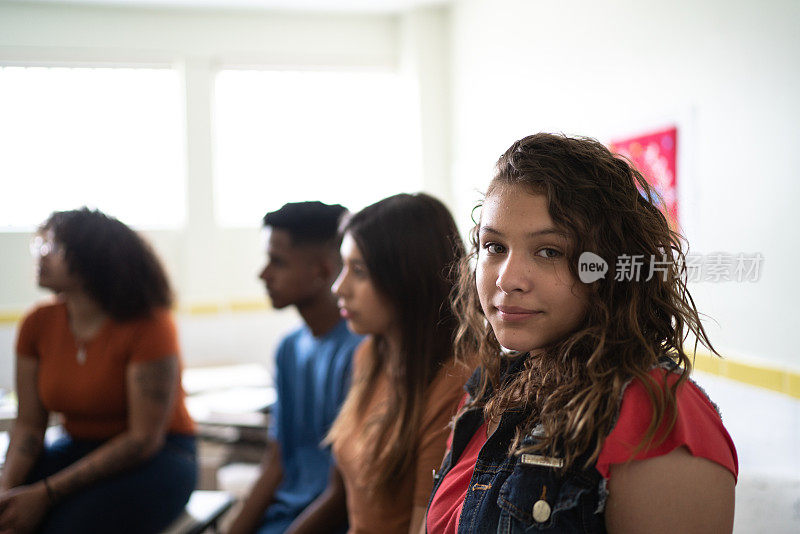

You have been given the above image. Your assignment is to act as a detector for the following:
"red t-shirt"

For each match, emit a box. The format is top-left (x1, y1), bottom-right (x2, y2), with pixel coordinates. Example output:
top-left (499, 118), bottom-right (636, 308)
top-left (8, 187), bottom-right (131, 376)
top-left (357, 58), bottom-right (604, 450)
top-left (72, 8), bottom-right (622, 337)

top-left (426, 368), bottom-right (738, 533)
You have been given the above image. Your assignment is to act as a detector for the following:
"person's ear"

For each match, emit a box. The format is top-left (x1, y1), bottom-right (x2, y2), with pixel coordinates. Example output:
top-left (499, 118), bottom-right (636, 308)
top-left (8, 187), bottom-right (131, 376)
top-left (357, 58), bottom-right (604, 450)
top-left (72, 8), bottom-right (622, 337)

top-left (317, 257), bottom-right (333, 287)
top-left (317, 250), bottom-right (341, 288)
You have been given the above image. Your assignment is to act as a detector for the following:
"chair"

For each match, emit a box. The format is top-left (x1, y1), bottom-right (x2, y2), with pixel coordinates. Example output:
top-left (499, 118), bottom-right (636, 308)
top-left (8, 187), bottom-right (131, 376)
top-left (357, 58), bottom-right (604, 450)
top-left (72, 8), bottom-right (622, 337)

top-left (161, 490), bottom-right (235, 534)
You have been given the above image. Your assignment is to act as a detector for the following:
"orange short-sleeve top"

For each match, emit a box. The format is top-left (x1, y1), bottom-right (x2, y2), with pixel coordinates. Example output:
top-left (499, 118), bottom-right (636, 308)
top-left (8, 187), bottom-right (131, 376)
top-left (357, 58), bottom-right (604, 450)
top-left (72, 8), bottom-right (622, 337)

top-left (332, 338), bottom-right (470, 534)
top-left (15, 300), bottom-right (195, 440)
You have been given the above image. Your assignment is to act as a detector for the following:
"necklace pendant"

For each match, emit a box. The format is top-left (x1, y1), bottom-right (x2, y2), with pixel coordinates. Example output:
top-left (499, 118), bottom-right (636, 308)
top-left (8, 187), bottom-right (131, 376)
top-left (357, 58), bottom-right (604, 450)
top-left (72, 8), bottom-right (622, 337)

top-left (76, 346), bottom-right (87, 365)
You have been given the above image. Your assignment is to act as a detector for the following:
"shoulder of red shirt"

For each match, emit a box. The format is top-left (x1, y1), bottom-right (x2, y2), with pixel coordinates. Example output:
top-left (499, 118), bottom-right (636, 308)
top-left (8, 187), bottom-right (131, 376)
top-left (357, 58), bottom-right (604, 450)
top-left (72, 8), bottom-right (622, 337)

top-left (596, 367), bottom-right (738, 481)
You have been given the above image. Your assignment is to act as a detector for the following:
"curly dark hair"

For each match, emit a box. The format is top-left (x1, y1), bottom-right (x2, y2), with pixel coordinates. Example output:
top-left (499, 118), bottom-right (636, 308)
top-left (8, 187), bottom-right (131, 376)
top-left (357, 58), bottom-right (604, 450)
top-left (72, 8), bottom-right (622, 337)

top-left (452, 133), bottom-right (717, 469)
top-left (42, 208), bottom-right (173, 321)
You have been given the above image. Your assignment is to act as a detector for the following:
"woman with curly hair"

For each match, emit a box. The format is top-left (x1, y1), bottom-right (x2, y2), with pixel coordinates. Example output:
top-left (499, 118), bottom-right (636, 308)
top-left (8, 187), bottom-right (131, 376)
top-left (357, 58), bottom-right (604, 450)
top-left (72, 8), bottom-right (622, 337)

top-left (426, 134), bottom-right (737, 533)
top-left (0, 208), bottom-right (196, 534)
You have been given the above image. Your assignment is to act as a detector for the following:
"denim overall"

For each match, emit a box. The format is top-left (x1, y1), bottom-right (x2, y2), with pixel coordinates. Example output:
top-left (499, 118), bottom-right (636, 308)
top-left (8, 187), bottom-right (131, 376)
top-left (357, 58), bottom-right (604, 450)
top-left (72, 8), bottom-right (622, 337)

top-left (427, 356), bottom-right (608, 533)
top-left (427, 355), bottom-right (715, 533)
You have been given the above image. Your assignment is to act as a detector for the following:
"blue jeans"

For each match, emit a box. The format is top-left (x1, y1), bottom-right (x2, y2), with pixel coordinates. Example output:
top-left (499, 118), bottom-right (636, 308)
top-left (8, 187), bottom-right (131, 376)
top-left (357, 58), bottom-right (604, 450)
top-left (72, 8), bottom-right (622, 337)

top-left (27, 433), bottom-right (197, 534)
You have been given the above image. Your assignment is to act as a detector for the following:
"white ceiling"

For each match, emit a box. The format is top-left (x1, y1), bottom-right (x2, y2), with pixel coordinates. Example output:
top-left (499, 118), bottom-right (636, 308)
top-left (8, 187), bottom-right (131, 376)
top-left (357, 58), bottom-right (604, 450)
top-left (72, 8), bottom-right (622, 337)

top-left (7, 0), bottom-right (451, 13)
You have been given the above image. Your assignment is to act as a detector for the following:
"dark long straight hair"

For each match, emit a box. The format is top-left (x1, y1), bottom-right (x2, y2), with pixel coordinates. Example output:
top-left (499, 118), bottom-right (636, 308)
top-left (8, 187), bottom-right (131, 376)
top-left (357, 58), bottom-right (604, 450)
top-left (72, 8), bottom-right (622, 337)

top-left (327, 193), bottom-right (465, 497)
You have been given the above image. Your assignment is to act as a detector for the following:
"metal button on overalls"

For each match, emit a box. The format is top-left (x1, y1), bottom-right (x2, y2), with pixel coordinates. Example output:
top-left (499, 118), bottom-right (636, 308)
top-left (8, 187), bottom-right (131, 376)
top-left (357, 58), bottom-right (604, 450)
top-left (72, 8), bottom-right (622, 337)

top-left (532, 499), bottom-right (552, 523)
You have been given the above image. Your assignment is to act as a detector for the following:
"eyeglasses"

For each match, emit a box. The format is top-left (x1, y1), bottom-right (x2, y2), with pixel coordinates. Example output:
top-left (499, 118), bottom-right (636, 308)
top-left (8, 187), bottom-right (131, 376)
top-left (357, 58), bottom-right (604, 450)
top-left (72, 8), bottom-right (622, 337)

top-left (29, 236), bottom-right (62, 257)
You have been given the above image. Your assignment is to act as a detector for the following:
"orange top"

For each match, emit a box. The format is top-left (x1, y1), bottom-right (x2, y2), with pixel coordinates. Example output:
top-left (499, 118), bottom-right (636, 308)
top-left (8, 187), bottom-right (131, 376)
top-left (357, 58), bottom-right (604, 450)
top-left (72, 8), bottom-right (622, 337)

top-left (333, 339), bottom-right (470, 534)
top-left (16, 300), bottom-right (195, 440)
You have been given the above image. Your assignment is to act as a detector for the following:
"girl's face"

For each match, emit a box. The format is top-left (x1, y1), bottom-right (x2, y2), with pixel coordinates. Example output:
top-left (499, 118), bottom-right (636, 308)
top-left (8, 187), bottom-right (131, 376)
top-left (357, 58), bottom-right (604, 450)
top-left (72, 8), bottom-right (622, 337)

top-left (32, 230), bottom-right (80, 293)
top-left (476, 185), bottom-right (589, 354)
top-left (333, 232), bottom-right (397, 337)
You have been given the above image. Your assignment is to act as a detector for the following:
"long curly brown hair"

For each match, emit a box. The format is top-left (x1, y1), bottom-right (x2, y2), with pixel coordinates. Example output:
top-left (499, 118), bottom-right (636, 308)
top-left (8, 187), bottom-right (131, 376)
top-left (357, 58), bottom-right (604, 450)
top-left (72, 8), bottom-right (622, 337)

top-left (453, 133), bottom-right (717, 469)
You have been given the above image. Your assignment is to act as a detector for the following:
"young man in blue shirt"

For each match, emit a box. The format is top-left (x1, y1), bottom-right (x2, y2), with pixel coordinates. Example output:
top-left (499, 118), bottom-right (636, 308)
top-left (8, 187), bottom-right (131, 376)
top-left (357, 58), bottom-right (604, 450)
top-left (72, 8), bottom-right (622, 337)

top-left (228, 202), bottom-right (362, 534)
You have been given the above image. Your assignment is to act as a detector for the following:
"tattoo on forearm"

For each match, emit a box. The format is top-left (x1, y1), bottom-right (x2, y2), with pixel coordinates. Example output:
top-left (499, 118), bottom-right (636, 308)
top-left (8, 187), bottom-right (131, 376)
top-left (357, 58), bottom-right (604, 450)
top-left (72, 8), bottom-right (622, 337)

top-left (135, 357), bottom-right (177, 403)
top-left (50, 358), bottom-right (179, 497)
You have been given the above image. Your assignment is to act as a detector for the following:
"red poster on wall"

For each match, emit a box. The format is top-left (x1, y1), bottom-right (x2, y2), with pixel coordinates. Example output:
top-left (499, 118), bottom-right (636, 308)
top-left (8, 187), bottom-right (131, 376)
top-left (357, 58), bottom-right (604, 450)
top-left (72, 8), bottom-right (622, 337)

top-left (609, 127), bottom-right (677, 227)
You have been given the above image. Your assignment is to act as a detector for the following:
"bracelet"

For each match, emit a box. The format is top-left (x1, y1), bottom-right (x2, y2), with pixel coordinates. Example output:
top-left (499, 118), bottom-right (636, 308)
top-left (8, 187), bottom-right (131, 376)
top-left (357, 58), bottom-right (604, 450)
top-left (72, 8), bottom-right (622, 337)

top-left (42, 477), bottom-right (59, 504)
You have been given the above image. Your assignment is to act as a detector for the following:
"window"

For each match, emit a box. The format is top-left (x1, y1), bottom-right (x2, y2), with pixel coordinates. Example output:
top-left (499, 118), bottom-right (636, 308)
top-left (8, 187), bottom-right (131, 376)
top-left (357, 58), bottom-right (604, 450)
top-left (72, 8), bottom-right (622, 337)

top-left (0, 66), bottom-right (186, 230)
top-left (213, 69), bottom-right (422, 226)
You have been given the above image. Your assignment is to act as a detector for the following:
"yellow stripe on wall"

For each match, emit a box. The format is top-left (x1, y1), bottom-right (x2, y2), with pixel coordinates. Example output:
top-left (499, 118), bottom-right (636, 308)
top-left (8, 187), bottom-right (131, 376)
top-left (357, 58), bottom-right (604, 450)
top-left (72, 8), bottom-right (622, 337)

top-left (179, 300), bottom-right (270, 315)
top-left (789, 373), bottom-right (800, 399)
top-left (229, 300), bottom-right (270, 313)
top-left (0, 300), bottom-right (270, 323)
top-left (692, 351), bottom-right (800, 399)
top-left (0, 312), bottom-right (23, 324)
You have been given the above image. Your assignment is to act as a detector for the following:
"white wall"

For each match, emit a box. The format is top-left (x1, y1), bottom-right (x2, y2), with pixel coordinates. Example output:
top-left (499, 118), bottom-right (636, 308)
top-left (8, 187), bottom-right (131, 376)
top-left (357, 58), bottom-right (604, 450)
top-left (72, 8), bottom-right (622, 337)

top-left (4, 0), bottom-right (794, 386)
top-left (0, 2), bottom-right (399, 310)
top-left (0, 2), bottom-right (451, 390)
top-left (399, 6), bottom-right (452, 207)
top-left (448, 0), bottom-right (800, 371)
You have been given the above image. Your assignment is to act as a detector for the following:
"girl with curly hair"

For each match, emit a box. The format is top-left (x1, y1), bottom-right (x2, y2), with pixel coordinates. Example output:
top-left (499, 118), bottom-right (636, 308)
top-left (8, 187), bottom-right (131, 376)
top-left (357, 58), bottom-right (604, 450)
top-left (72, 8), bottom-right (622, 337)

top-left (0, 208), bottom-right (196, 534)
top-left (426, 134), bottom-right (737, 533)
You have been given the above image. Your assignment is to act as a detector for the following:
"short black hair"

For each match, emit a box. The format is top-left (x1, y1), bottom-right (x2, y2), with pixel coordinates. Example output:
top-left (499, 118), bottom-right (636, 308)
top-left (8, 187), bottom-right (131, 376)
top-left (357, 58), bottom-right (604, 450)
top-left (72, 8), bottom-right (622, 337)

top-left (43, 208), bottom-right (173, 321)
top-left (262, 201), bottom-right (347, 247)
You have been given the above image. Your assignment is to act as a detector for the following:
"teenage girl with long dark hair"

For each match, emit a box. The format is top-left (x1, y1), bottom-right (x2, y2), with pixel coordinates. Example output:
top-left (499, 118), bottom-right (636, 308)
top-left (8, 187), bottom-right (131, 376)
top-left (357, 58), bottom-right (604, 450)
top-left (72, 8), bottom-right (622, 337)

top-left (291, 193), bottom-right (471, 534)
